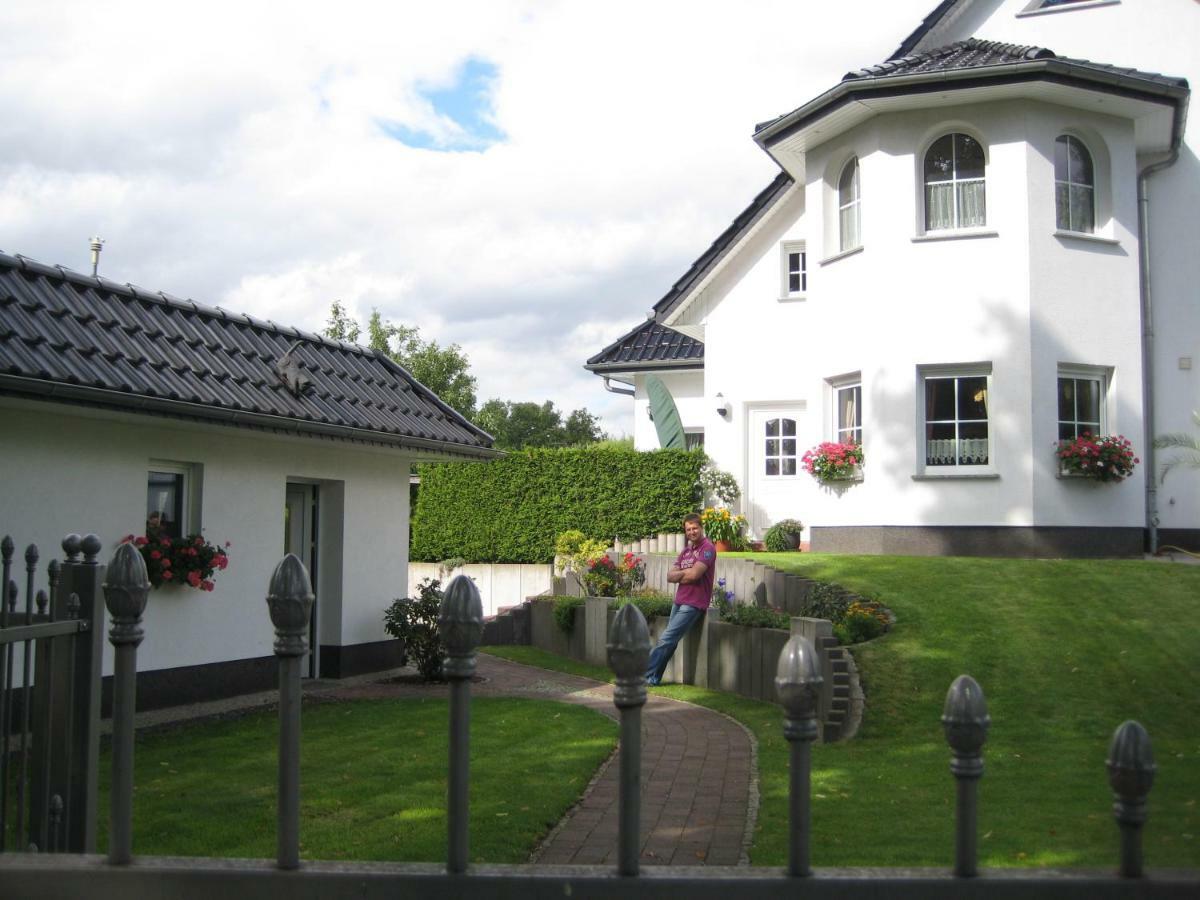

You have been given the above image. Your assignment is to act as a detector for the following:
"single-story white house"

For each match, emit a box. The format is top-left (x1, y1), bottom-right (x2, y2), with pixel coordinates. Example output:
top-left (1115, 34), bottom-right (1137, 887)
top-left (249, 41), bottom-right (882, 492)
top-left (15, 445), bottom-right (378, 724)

top-left (0, 250), bottom-right (499, 708)
top-left (588, 0), bottom-right (1197, 557)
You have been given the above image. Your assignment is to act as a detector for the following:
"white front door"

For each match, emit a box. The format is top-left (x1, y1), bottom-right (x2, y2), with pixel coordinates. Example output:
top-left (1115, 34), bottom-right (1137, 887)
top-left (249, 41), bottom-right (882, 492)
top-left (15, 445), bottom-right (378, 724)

top-left (747, 407), bottom-right (805, 537)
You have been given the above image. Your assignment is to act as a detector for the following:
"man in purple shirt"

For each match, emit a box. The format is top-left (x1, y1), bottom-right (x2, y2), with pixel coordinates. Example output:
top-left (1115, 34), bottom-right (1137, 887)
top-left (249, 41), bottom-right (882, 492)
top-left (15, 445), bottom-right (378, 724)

top-left (646, 512), bottom-right (717, 686)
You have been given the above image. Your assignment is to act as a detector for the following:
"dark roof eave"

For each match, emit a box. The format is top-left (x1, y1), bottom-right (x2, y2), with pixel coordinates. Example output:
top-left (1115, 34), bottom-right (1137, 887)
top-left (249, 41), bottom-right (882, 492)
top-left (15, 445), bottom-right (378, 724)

top-left (585, 360), bottom-right (705, 375)
top-left (0, 375), bottom-right (504, 461)
top-left (890, 0), bottom-right (960, 61)
top-left (755, 60), bottom-right (1189, 150)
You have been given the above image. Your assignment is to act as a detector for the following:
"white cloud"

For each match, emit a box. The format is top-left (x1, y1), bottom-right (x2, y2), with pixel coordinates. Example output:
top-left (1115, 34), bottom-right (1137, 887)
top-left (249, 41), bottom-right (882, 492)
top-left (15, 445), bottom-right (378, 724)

top-left (0, 0), bottom-right (931, 439)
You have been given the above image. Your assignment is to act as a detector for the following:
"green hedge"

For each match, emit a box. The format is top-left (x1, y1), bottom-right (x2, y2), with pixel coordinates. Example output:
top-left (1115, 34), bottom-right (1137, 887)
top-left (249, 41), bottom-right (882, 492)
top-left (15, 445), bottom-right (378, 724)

top-left (412, 447), bottom-right (703, 563)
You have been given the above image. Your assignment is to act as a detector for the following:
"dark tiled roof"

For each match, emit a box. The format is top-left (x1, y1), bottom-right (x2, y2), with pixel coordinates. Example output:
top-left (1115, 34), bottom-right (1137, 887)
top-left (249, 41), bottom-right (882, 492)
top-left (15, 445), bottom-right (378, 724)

top-left (845, 38), bottom-right (1188, 90)
top-left (889, 0), bottom-right (961, 62)
top-left (0, 252), bottom-right (498, 458)
top-left (585, 319), bottom-right (703, 372)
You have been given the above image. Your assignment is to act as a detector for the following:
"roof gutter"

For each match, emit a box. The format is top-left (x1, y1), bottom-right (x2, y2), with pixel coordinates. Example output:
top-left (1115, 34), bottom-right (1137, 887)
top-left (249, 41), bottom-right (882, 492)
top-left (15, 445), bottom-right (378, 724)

top-left (0, 375), bottom-right (504, 461)
top-left (601, 376), bottom-right (635, 397)
top-left (1137, 90), bottom-right (1190, 555)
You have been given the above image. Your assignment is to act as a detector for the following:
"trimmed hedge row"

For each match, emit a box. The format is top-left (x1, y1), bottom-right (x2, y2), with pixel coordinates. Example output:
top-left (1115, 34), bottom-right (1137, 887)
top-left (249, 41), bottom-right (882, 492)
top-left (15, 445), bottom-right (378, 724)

top-left (412, 447), bottom-right (704, 563)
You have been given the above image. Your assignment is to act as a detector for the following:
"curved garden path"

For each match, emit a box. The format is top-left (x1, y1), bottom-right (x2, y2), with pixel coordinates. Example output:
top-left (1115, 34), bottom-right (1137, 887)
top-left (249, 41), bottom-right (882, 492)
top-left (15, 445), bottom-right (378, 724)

top-left (307, 654), bottom-right (757, 867)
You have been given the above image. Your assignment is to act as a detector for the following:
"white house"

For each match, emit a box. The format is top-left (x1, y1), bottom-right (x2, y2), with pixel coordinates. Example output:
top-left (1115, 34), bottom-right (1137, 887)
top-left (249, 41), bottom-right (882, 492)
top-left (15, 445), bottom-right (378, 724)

top-left (0, 251), bottom-right (499, 708)
top-left (588, 0), bottom-right (1197, 557)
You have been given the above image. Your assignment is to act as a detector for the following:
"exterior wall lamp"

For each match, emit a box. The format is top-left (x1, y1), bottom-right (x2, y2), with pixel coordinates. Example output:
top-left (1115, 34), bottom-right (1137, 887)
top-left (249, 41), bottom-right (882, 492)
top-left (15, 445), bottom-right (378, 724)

top-left (716, 393), bottom-right (730, 418)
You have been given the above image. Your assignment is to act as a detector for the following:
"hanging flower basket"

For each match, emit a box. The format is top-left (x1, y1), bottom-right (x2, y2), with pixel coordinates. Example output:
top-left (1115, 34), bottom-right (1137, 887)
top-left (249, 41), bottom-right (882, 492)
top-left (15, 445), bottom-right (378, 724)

top-left (802, 441), bottom-right (864, 482)
top-left (1055, 433), bottom-right (1139, 483)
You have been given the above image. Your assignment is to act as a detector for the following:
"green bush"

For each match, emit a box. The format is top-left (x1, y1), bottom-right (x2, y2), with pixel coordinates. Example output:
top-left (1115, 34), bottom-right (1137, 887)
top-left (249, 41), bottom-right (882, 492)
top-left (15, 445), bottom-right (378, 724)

top-left (613, 593), bottom-right (673, 621)
top-left (800, 582), bottom-right (851, 621)
top-left (762, 518), bottom-right (803, 552)
top-left (719, 603), bottom-right (791, 630)
top-left (383, 578), bottom-right (445, 680)
top-left (413, 447), bottom-right (704, 563)
top-left (833, 602), bottom-right (889, 645)
top-left (553, 596), bottom-right (587, 635)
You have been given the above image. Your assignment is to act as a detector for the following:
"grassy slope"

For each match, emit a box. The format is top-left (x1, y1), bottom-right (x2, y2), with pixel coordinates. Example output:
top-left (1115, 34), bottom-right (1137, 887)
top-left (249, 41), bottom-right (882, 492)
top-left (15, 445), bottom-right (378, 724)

top-left (487, 555), bottom-right (1200, 868)
top-left (95, 696), bottom-right (616, 863)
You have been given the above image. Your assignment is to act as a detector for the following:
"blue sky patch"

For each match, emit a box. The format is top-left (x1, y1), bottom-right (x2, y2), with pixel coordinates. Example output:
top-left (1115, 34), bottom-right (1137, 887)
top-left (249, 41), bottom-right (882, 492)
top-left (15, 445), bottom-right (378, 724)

top-left (382, 58), bottom-right (506, 151)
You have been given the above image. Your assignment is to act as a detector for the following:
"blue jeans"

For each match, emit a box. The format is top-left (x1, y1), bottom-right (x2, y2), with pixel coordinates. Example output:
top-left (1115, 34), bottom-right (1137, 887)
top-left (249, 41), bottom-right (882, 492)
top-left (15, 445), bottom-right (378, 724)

top-left (645, 603), bottom-right (705, 685)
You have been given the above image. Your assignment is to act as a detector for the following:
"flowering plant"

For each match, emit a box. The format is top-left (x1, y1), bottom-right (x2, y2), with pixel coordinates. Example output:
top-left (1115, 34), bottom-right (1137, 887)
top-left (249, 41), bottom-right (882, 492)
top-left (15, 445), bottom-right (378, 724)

top-left (583, 552), bottom-right (646, 598)
top-left (122, 531), bottom-right (230, 591)
top-left (699, 507), bottom-right (746, 543)
top-left (1056, 432), bottom-right (1139, 483)
top-left (801, 441), bottom-right (864, 481)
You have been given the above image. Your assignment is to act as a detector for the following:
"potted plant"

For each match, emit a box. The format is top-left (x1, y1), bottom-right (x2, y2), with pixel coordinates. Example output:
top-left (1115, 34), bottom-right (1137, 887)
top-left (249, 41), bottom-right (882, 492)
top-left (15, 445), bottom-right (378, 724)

top-left (700, 507), bottom-right (746, 552)
top-left (1056, 432), bottom-right (1139, 483)
top-left (763, 518), bottom-right (804, 552)
top-left (122, 531), bottom-right (230, 591)
top-left (801, 441), bottom-right (864, 482)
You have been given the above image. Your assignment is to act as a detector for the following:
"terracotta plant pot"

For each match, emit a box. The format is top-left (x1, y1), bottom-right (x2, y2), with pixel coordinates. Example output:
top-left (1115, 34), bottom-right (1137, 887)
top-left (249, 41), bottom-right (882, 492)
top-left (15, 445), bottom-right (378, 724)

top-left (714, 539), bottom-right (733, 552)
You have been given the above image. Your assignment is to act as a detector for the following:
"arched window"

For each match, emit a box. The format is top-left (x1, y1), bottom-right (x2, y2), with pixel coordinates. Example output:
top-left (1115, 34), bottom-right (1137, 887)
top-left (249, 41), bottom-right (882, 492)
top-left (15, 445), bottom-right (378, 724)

top-left (1055, 135), bottom-right (1094, 233)
top-left (763, 417), bottom-right (797, 476)
top-left (838, 157), bottom-right (860, 251)
top-left (923, 133), bottom-right (986, 231)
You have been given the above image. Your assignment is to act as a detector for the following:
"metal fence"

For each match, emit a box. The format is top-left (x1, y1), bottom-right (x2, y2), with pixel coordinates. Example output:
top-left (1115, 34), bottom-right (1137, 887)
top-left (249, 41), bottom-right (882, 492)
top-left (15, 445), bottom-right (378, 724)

top-left (0, 535), bottom-right (104, 856)
top-left (0, 540), bottom-right (1195, 899)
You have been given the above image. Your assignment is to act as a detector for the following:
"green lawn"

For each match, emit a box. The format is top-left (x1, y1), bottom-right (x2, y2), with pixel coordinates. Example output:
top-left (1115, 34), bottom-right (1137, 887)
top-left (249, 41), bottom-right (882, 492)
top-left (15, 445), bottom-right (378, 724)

top-left (95, 696), bottom-right (616, 862)
top-left (485, 554), bottom-right (1200, 869)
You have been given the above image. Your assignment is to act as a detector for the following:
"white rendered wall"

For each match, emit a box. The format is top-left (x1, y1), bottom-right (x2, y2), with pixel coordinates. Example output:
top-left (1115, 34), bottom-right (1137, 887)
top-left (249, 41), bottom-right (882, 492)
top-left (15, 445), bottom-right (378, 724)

top-left (0, 398), bottom-right (413, 677)
top-left (700, 96), bottom-right (1151, 538)
top-left (944, 0), bottom-right (1200, 533)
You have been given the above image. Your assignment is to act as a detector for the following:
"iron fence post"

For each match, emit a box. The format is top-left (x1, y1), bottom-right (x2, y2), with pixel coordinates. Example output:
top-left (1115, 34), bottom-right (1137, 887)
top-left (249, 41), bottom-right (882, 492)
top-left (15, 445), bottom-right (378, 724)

top-left (942, 674), bottom-right (989, 878)
top-left (607, 603), bottom-right (650, 876)
top-left (16, 543), bottom-right (39, 848)
top-left (776, 634), bottom-right (823, 877)
top-left (1107, 719), bottom-right (1155, 878)
top-left (439, 575), bottom-right (482, 875)
top-left (102, 541), bottom-right (150, 866)
top-left (0, 536), bottom-right (12, 852)
top-left (266, 554), bottom-right (315, 872)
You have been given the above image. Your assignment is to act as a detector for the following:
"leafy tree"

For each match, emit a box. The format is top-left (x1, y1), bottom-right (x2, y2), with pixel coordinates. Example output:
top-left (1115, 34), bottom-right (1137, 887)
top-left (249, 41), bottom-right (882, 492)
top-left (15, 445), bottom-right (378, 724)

top-left (475, 400), bottom-right (605, 450)
top-left (1155, 410), bottom-right (1200, 482)
top-left (321, 303), bottom-right (477, 418)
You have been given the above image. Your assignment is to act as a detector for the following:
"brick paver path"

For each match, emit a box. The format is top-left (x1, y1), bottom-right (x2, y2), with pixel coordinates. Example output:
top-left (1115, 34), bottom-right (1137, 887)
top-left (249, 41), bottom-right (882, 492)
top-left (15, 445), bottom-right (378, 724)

top-left (307, 654), bottom-right (756, 867)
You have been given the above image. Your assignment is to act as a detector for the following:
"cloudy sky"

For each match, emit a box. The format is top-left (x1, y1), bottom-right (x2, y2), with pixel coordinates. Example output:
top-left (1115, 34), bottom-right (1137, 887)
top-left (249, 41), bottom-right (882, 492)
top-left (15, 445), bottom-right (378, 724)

top-left (0, 0), bottom-right (929, 437)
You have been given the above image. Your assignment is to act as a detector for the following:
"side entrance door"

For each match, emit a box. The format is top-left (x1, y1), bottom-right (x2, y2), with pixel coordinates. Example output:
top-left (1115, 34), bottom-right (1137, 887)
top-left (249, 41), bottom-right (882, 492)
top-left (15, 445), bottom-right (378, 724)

top-left (746, 407), bottom-right (805, 537)
top-left (284, 483), bottom-right (319, 678)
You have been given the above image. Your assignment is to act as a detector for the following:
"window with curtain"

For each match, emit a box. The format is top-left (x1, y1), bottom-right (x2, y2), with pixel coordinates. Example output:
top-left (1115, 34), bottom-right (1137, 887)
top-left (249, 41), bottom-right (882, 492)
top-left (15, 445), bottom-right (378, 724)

top-left (1054, 135), bottom-right (1095, 233)
top-left (923, 373), bottom-right (990, 467)
top-left (924, 133), bottom-right (986, 231)
top-left (1057, 372), bottom-right (1104, 439)
top-left (764, 418), bottom-right (798, 476)
top-left (836, 383), bottom-right (862, 445)
top-left (838, 157), bottom-right (861, 251)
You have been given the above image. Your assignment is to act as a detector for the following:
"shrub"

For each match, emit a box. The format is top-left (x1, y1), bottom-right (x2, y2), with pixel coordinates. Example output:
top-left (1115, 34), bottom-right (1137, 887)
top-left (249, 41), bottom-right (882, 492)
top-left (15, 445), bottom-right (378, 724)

top-left (614, 593), bottom-right (673, 621)
top-left (554, 530), bottom-right (609, 575)
top-left (763, 519), bottom-right (803, 552)
top-left (720, 603), bottom-right (791, 630)
top-left (383, 578), bottom-right (445, 680)
top-left (833, 601), bottom-right (890, 645)
top-left (413, 447), bottom-right (704, 563)
top-left (553, 596), bottom-right (587, 635)
top-left (800, 582), bottom-right (851, 621)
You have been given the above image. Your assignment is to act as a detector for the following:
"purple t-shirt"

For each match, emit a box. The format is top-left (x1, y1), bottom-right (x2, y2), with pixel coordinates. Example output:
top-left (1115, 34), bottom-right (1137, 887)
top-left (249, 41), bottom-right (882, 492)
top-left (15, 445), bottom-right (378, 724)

top-left (674, 537), bottom-right (717, 610)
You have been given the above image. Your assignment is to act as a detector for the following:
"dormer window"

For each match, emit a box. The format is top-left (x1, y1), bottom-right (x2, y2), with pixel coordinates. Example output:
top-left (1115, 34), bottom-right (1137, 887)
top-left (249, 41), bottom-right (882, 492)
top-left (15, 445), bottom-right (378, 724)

top-left (838, 158), bottom-right (861, 251)
top-left (1054, 135), bottom-right (1095, 234)
top-left (923, 133), bottom-right (986, 231)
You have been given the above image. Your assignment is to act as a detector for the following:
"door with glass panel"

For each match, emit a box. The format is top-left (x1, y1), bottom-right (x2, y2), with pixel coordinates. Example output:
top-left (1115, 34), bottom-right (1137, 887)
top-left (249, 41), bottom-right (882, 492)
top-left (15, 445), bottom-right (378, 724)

top-left (747, 408), bottom-right (805, 536)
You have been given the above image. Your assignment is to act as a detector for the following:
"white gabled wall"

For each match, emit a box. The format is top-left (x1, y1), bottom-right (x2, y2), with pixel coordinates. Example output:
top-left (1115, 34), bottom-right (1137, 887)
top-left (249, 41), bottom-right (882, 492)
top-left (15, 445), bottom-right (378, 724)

top-left (0, 399), bottom-right (413, 677)
top-left (632, 370), bottom-right (705, 451)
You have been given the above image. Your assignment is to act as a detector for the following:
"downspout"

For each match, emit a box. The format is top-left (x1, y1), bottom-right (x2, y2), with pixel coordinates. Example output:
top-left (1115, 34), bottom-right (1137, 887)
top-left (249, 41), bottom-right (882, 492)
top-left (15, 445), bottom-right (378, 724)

top-left (1138, 100), bottom-right (1188, 555)
top-left (602, 376), bottom-right (636, 397)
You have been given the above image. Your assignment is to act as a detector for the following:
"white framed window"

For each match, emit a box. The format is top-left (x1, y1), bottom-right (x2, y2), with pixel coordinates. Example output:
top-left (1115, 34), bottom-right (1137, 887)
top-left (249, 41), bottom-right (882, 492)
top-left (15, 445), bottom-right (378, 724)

top-left (684, 429), bottom-right (705, 451)
top-left (763, 417), bottom-right (798, 476)
top-left (1057, 367), bottom-right (1108, 440)
top-left (919, 365), bottom-right (992, 471)
top-left (1055, 135), bottom-right (1095, 234)
top-left (146, 460), bottom-right (202, 539)
top-left (780, 241), bottom-right (807, 299)
top-left (827, 374), bottom-right (862, 445)
top-left (838, 158), bottom-right (861, 251)
top-left (923, 133), bottom-right (986, 231)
